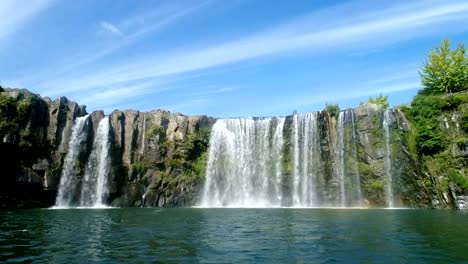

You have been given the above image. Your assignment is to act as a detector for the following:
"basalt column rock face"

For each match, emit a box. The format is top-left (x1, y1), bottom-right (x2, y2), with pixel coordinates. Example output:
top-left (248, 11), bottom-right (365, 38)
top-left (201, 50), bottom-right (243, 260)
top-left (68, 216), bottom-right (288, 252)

top-left (1, 88), bottom-right (216, 208)
top-left (108, 110), bottom-right (216, 207)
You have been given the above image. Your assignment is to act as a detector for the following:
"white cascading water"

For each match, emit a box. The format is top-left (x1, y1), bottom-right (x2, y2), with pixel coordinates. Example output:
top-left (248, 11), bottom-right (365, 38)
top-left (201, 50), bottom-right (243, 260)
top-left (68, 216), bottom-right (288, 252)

top-left (383, 109), bottom-right (394, 208)
top-left (350, 110), bottom-right (363, 206)
top-left (334, 110), bottom-right (363, 207)
top-left (79, 116), bottom-right (111, 207)
top-left (201, 111), bottom-right (367, 208)
top-left (55, 115), bottom-right (90, 207)
top-left (200, 118), bottom-right (285, 207)
top-left (140, 113), bottom-right (146, 156)
top-left (292, 113), bottom-right (320, 207)
top-left (336, 112), bottom-right (347, 207)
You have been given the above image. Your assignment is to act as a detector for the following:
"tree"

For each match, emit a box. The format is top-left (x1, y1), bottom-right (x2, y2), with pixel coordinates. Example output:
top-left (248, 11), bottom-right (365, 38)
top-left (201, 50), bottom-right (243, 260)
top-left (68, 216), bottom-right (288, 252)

top-left (324, 103), bottom-right (340, 118)
top-left (420, 39), bottom-right (468, 94)
top-left (369, 94), bottom-right (389, 109)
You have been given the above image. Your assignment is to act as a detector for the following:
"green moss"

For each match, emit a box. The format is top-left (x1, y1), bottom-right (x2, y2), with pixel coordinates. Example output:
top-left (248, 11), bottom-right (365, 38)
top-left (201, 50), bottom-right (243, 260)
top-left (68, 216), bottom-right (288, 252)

top-left (358, 162), bottom-right (373, 177)
top-left (367, 179), bottom-right (386, 192)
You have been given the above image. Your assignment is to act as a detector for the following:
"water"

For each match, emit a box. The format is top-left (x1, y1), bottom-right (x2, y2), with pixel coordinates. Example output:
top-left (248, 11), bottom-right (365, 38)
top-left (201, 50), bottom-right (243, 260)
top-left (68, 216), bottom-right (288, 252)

top-left (292, 113), bottom-right (320, 207)
top-left (202, 113), bottom-right (366, 208)
top-left (80, 116), bottom-right (111, 207)
top-left (334, 110), bottom-right (363, 207)
top-left (1, 208), bottom-right (468, 263)
top-left (335, 112), bottom-right (347, 207)
top-left (55, 115), bottom-right (90, 207)
top-left (201, 118), bottom-right (285, 207)
top-left (383, 110), bottom-right (394, 208)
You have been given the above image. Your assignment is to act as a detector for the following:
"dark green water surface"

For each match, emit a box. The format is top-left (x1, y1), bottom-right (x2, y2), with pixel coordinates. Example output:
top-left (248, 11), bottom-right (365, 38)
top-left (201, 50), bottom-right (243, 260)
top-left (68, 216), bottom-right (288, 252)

top-left (1, 208), bottom-right (468, 263)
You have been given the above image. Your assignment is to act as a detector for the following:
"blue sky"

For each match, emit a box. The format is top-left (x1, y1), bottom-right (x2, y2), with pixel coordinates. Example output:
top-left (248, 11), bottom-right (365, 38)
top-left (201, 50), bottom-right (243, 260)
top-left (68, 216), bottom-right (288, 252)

top-left (1, 0), bottom-right (467, 117)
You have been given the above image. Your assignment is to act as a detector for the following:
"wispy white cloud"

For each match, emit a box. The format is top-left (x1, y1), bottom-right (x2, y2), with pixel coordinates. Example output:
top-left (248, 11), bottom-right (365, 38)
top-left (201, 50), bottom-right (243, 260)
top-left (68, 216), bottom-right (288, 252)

top-left (0, 0), bottom-right (54, 41)
top-left (73, 79), bottom-right (168, 108)
top-left (39, 1), bottom-right (468, 99)
top-left (100, 21), bottom-right (123, 36)
top-left (20, 0), bottom-right (211, 91)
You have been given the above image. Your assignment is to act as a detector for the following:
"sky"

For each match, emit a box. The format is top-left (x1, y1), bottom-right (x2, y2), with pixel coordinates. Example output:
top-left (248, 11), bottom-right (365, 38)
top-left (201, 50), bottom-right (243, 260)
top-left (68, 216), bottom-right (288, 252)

top-left (1, 0), bottom-right (468, 117)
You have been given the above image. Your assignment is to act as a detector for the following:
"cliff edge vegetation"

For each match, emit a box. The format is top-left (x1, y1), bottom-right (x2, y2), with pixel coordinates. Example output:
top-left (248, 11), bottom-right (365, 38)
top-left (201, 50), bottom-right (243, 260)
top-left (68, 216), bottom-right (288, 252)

top-left (400, 39), bottom-right (468, 208)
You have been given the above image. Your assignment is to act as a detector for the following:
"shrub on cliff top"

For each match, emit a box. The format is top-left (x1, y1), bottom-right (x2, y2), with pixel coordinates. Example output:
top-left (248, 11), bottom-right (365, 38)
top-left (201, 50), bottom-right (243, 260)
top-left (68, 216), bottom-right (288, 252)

top-left (324, 103), bottom-right (340, 118)
top-left (364, 94), bottom-right (389, 109)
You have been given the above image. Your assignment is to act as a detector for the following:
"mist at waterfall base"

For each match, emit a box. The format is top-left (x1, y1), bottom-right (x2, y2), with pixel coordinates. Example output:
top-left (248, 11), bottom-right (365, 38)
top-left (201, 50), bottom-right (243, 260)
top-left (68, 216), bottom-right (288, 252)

top-left (200, 110), bottom-right (396, 208)
top-left (54, 115), bottom-right (112, 209)
top-left (2, 208), bottom-right (468, 263)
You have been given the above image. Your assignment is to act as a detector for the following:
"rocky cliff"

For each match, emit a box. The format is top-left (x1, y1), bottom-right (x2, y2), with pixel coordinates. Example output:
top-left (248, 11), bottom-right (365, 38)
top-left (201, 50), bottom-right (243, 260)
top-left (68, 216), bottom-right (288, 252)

top-left (0, 88), bottom-right (215, 207)
top-left (1, 88), bottom-right (467, 209)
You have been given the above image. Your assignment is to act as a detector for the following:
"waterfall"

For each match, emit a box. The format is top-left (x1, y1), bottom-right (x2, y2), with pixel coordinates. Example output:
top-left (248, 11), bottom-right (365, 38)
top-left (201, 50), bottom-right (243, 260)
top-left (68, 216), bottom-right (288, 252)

top-left (80, 116), bottom-right (111, 207)
top-left (383, 110), bottom-right (394, 208)
top-left (334, 110), bottom-right (362, 207)
top-left (200, 118), bottom-right (285, 207)
top-left (140, 113), bottom-right (146, 155)
top-left (350, 110), bottom-right (362, 206)
top-left (200, 110), bottom-right (371, 208)
top-left (55, 115), bottom-right (90, 207)
top-left (292, 113), bottom-right (320, 207)
top-left (336, 112), bottom-right (346, 207)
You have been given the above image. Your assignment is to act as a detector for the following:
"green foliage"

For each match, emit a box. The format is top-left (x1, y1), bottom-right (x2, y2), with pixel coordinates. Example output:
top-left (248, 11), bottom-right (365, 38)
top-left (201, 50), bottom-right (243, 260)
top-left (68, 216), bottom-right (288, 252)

top-left (164, 127), bottom-right (211, 181)
top-left (420, 38), bottom-right (468, 95)
top-left (192, 151), bottom-right (208, 177)
top-left (403, 129), bottom-right (419, 160)
top-left (459, 106), bottom-right (468, 133)
top-left (448, 169), bottom-right (468, 190)
top-left (423, 153), bottom-right (467, 194)
top-left (362, 94), bottom-right (389, 109)
top-left (358, 162), bottom-right (373, 177)
top-left (324, 103), bottom-right (340, 118)
top-left (404, 94), bottom-right (448, 155)
top-left (132, 161), bottom-right (150, 174)
top-left (146, 124), bottom-right (164, 139)
top-left (0, 93), bottom-right (19, 137)
top-left (366, 179), bottom-right (386, 192)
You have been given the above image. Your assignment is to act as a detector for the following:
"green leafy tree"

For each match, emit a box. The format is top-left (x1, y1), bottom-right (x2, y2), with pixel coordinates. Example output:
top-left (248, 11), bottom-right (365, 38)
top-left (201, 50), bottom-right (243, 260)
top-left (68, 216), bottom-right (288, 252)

top-left (420, 39), bottom-right (468, 94)
top-left (369, 94), bottom-right (389, 109)
top-left (324, 103), bottom-right (340, 118)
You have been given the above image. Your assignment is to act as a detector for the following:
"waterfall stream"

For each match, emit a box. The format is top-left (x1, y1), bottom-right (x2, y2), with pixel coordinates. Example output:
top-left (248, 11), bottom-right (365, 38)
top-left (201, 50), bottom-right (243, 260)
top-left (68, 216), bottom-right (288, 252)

top-left (292, 113), bottom-right (320, 207)
top-left (80, 116), bottom-right (111, 207)
top-left (383, 110), bottom-right (394, 208)
top-left (55, 115), bottom-right (90, 207)
top-left (55, 115), bottom-right (111, 208)
top-left (334, 110), bottom-right (362, 207)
